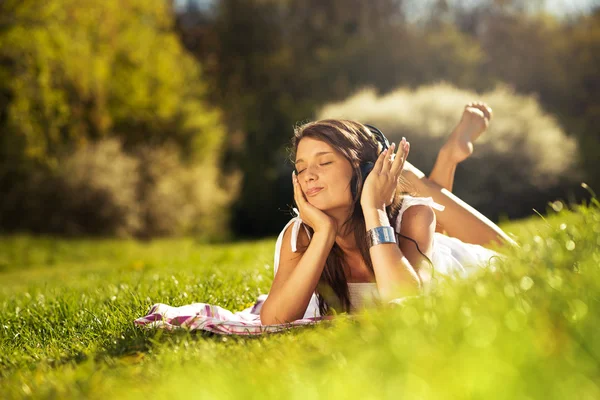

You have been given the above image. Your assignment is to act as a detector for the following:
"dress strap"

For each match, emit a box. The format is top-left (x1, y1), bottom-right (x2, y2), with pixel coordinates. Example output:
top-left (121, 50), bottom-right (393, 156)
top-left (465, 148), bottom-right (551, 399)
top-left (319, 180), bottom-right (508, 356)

top-left (394, 195), bottom-right (445, 233)
top-left (273, 209), bottom-right (312, 276)
top-left (290, 208), bottom-right (312, 252)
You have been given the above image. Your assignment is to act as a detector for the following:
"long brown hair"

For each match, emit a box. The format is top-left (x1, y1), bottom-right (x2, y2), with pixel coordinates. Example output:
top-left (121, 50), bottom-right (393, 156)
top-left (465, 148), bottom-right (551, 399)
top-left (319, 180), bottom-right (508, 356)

top-left (290, 119), bottom-right (408, 315)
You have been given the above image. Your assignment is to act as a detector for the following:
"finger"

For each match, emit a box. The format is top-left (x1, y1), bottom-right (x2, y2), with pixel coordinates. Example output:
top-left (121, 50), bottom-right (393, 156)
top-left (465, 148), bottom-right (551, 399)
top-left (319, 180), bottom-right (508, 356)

top-left (403, 141), bottom-right (410, 163)
top-left (382, 142), bottom-right (395, 173)
top-left (391, 137), bottom-right (407, 175)
top-left (485, 105), bottom-right (493, 121)
top-left (373, 147), bottom-right (388, 174)
top-left (394, 140), bottom-right (410, 180)
top-left (292, 172), bottom-right (306, 207)
top-left (476, 102), bottom-right (492, 121)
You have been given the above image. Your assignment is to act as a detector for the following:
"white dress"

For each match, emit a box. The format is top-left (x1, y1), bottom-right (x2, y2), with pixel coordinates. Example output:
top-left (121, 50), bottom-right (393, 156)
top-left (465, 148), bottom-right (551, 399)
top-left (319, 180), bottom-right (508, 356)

top-left (273, 195), bottom-right (501, 318)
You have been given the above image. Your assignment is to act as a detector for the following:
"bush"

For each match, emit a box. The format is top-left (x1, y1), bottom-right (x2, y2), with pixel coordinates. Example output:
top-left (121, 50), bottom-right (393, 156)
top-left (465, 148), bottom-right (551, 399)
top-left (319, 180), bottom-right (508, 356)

top-left (317, 83), bottom-right (582, 219)
top-left (0, 138), bottom-right (237, 239)
top-left (56, 139), bottom-right (142, 237)
top-left (135, 143), bottom-right (239, 239)
top-left (0, 139), bottom-right (141, 236)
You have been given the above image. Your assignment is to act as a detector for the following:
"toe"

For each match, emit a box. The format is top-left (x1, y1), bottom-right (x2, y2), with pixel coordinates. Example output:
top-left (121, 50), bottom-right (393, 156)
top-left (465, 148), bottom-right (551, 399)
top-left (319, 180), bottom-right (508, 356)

top-left (481, 104), bottom-right (492, 120)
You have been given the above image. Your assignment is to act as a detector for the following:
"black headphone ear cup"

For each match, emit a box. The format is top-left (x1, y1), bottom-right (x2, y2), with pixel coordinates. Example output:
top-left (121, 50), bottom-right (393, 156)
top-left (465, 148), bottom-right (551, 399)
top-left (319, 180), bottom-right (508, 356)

top-left (364, 124), bottom-right (390, 152)
top-left (360, 162), bottom-right (374, 179)
top-left (353, 162), bottom-right (374, 197)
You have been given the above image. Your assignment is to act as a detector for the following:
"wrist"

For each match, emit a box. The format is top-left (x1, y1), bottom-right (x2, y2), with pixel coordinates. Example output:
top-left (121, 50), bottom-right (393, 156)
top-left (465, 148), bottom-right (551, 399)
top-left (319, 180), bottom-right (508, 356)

top-left (437, 145), bottom-right (459, 167)
top-left (313, 227), bottom-right (336, 246)
top-left (363, 207), bottom-right (390, 230)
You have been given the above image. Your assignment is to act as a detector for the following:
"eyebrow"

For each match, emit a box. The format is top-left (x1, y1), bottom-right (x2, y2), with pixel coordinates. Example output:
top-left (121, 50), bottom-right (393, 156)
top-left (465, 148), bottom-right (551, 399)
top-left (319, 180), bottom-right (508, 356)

top-left (295, 151), bottom-right (333, 164)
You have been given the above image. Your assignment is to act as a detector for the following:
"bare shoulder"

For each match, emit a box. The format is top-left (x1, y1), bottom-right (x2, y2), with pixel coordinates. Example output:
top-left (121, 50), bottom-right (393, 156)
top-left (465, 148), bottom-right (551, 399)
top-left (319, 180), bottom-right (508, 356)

top-left (397, 205), bottom-right (436, 279)
top-left (398, 204), bottom-right (436, 242)
top-left (278, 220), bottom-right (311, 267)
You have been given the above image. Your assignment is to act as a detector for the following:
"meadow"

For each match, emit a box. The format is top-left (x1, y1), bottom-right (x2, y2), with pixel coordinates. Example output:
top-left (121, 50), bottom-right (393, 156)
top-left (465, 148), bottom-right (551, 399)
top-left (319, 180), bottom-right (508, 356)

top-left (1, 197), bottom-right (599, 399)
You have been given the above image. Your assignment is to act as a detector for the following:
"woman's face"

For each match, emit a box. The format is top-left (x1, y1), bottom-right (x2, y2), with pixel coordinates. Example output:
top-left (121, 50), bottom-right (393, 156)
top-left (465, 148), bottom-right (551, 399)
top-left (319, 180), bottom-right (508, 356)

top-left (295, 137), bottom-right (355, 212)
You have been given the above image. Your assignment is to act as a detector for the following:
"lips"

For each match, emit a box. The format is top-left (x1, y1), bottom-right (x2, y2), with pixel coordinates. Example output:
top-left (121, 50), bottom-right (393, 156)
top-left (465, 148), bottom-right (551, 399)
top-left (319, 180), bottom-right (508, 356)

top-left (305, 187), bottom-right (324, 196)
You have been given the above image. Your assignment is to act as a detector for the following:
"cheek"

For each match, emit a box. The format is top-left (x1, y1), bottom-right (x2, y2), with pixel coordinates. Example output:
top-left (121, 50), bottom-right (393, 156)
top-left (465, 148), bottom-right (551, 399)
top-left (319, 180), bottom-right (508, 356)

top-left (330, 170), bottom-right (354, 201)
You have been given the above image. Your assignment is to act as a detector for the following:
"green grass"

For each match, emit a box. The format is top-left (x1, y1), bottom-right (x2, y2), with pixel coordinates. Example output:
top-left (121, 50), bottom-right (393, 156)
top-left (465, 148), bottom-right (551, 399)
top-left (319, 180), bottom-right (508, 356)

top-left (1, 200), bottom-right (599, 399)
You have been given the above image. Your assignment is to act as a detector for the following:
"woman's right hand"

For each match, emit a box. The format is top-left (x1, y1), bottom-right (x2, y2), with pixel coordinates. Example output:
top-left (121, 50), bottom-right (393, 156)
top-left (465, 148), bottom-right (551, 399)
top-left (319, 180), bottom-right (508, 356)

top-left (292, 172), bottom-right (337, 235)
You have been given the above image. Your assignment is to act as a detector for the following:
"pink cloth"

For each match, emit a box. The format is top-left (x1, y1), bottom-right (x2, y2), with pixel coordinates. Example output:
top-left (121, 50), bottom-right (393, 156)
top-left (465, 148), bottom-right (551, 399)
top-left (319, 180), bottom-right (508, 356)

top-left (134, 294), bottom-right (332, 335)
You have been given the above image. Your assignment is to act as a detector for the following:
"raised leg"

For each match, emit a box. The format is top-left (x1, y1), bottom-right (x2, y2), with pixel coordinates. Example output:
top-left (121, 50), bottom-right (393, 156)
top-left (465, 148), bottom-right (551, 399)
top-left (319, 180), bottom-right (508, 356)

top-left (402, 103), bottom-right (516, 248)
top-left (430, 102), bottom-right (492, 193)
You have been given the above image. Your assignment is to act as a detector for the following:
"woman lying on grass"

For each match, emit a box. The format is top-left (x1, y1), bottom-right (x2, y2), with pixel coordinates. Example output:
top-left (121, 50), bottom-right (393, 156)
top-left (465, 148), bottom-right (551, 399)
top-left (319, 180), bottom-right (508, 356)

top-left (260, 103), bottom-right (518, 325)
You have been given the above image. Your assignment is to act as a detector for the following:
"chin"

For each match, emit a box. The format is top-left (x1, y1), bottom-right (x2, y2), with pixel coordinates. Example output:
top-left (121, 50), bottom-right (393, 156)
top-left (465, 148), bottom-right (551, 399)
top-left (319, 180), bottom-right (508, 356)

top-left (307, 198), bottom-right (327, 210)
top-left (310, 198), bottom-right (352, 214)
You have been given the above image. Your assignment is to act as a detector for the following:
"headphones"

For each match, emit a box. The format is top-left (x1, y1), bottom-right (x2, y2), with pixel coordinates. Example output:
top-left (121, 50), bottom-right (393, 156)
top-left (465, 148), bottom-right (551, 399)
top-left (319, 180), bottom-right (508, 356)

top-left (359, 124), bottom-right (391, 180)
top-left (360, 125), bottom-right (437, 282)
top-left (293, 123), bottom-right (389, 176)
top-left (293, 124), bottom-right (436, 280)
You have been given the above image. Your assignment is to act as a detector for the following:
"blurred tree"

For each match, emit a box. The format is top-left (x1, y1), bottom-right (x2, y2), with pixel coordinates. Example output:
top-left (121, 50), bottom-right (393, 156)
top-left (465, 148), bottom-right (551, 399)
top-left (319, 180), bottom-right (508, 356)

top-left (454, 4), bottom-right (599, 192)
top-left (0, 0), bottom-right (225, 165)
top-left (561, 10), bottom-right (600, 187)
top-left (0, 0), bottom-right (234, 237)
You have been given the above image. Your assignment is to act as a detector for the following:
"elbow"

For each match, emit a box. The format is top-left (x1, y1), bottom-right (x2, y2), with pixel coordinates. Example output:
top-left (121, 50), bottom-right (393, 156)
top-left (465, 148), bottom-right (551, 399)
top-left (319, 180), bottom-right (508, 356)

top-left (503, 236), bottom-right (520, 248)
top-left (380, 262), bottom-right (422, 303)
top-left (401, 274), bottom-right (423, 298)
top-left (259, 304), bottom-right (277, 325)
top-left (259, 302), bottom-right (293, 326)
top-left (487, 233), bottom-right (519, 249)
top-left (407, 275), bottom-right (423, 297)
top-left (260, 313), bottom-right (276, 326)
top-left (402, 256), bottom-right (424, 296)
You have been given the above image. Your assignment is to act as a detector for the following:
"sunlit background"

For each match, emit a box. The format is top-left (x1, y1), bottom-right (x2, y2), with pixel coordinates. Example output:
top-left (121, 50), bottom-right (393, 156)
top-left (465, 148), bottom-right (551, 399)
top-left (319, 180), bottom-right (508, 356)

top-left (1, 0), bottom-right (598, 239)
top-left (1, 2), bottom-right (600, 399)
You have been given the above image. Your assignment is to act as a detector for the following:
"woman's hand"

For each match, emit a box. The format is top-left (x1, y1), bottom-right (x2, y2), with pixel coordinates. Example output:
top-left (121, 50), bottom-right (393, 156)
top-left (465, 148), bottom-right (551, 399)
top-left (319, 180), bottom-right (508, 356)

top-left (292, 172), bottom-right (337, 234)
top-left (360, 138), bottom-right (410, 211)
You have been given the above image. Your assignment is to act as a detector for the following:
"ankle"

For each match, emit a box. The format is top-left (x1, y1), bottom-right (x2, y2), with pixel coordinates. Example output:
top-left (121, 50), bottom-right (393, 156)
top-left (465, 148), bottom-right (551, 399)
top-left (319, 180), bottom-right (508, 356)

top-left (437, 145), bottom-right (459, 166)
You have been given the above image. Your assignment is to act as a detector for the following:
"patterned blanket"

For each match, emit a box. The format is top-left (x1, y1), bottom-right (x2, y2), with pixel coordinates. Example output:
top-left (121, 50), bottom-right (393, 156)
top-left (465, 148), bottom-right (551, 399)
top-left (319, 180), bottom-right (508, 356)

top-left (134, 294), bottom-right (332, 335)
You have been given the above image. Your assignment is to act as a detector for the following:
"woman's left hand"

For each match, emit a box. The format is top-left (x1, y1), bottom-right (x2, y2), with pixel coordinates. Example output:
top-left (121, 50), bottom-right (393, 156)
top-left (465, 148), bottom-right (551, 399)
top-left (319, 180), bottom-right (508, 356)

top-left (360, 138), bottom-right (410, 211)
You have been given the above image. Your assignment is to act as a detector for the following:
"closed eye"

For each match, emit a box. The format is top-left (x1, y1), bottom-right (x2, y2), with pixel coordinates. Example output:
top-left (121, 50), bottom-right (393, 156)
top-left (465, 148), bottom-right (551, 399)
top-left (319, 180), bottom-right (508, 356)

top-left (296, 161), bottom-right (332, 174)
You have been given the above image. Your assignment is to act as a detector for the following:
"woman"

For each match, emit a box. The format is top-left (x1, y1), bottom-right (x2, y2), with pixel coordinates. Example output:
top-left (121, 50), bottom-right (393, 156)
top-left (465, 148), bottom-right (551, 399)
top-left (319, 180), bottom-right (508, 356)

top-left (260, 103), bottom-right (516, 325)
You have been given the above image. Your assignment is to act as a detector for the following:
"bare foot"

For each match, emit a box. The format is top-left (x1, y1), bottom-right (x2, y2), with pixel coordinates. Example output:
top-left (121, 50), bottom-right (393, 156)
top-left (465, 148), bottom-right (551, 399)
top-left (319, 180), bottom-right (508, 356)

top-left (442, 102), bottom-right (492, 164)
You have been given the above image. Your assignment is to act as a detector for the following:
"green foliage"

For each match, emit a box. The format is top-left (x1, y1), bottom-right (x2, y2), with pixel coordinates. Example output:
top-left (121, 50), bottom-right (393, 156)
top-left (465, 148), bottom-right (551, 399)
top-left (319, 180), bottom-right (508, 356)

top-left (0, 201), bottom-right (599, 398)
top-left (0, 0), bottom-right (219, 163)
top-left (0, 0), bottom-right (235, 238)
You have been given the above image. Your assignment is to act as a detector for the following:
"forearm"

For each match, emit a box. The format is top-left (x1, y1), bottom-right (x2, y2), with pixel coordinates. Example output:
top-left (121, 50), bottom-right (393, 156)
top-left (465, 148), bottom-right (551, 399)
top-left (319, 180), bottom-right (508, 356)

top-left (260, 230), bottom-right (335, 325)
top-left (363, 208), bottom-right (422, 302)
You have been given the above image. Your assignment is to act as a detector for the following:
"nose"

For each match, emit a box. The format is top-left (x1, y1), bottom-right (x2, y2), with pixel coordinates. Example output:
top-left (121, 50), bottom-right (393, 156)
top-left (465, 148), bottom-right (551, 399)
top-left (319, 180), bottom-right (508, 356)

top-left (303, 165), bottom-right (319, 182)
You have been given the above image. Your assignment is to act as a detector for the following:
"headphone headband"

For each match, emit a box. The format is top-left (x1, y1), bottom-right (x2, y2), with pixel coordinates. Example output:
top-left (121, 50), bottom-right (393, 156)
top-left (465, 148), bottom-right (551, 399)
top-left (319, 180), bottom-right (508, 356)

top-left (363, 123), bottom-right (390, 153)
